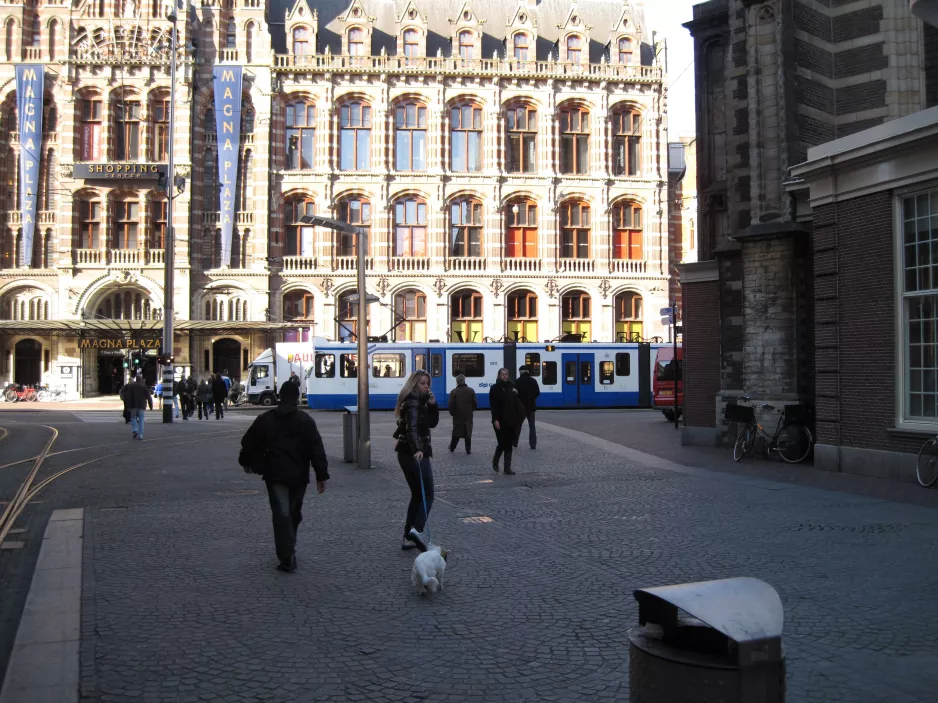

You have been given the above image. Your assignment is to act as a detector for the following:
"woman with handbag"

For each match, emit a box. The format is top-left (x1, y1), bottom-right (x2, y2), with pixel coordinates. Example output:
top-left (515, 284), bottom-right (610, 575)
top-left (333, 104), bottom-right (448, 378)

top-left (489, 368), bottom-right (525, 475)
top-left (394, 370), bottom-right (439, 552)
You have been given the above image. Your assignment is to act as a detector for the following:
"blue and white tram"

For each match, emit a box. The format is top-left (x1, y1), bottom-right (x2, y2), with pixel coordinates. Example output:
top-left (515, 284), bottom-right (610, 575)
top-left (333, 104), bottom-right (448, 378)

top-left (304, 341), bottom-right (667, 411)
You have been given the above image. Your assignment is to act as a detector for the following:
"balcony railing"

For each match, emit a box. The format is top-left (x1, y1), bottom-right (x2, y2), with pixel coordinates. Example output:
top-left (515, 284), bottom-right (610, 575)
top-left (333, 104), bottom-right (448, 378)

top-left (558, 259), bottom-right (595, 273)
top-left (75, 249), bottom-right (104, 265)
top-left (243, 0), bottom-right (262, 6)
top-left (236, 212), bottom-right (254, 226)
top-left (202, 212), bottom-right (220, 226)
top-left (23, 47), bottom-right (41, 61)
top-left (332, 255), bottom-right (374, 272)
top-left (502, 257), bottom-right (542, 273)
top-left (282, 256), bottom-right (317, 272)
top-left (5, 212), bottom-right (21, 226)
top-left (447, 257), bottom-right (486, 272)
top-left (220, 49), bottom-right (239, 63)
top-left (109, 249), bottom-right (141, 265)
top-left (609, 259), bottom-right (648, 275)
top-left (390, 256), bottom-right (431, 272)
top-left (38, 211), bottom-right (55, 225)
top-left (146, 249), bottom-right (164, 265)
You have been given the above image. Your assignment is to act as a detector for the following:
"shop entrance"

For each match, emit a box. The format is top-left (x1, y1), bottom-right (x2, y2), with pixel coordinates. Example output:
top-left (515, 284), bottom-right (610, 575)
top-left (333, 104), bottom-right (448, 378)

top-left (212, 338), bottom-right (241, 377)
top-left (97, 353), bottom-right (125, 394)
top-left (14, 339), bottom-right (42, 386)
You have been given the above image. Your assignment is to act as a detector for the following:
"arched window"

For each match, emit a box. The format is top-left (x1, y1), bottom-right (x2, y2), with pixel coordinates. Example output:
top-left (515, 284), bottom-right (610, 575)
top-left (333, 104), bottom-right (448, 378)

top-left (451, 103), bottom-right (482, 172)
top-left (561, 201), bottom-right (590, 259)
top-left (348, 27), bottom-right (365, 56)
top-left (618, 37), bottom-right (633, 64)
top-left (152, 95), bottom-right (170, 160)
top-left (337, 196), bottom-right (370, 256)
top-left (96, 290), bottom-right (159, 320)
top-left (615, 292), bottom-right (643, 341)
top-left (283, 290), bottom-right (314, 321)
top-left (612, 109), bottom-right (641, 176)
top-left (45, 106), bottom-right (56, 132)
top-left (245, 21), bottom-right (255, 62)
top-left (31, 15), bottom-right (40, 47)
top-left (513, 32), bottom-right (529, 61)
top-left (450, 290), bottom-right (483, 342)
top-left (559, 106), bottom-right (589, 174)
top-left (403, 29), bottom-right (419, 59)
top-left (286, 101), bottom-right (315, 170)
top-left (336, 290), bottom-right (370, 341)
top-left (48, 18), bottom-right (58, 59)
top-left (561, 291), bottom-right (591, 339)
top-left (339, 100), bottom-right (371, 171)
top-left (449, 198), bottom-right (482, 258)
top-left (226, 18), bottom-right (236, 49)
top-left (112, 198), bottom-right (139, 249)
top-left (393, 197), bottom-right (427, 256)
top-left (293, 27), bottom-right (310, 56)
top-left (43, 148), bottom-right (55, 210)
top-left (79, 96), bottom-right (103, 161)
top-left (506, 199), bottom-right (537, 258)
top-left (4, 19), bottom-right (14, 62)
top-left (78, 197), bottom-right (101, 249)
top-left (506, 104), bottom-right (536, 173)
top-left (242, 104), bottom-right (255, 133)
top-left (113, 97), bottom-right (141, 160)
top-left (506, 289), bottom-right (537, 342)
top-left (240, 150), bottom-right (253, 211)
top-left (202, 149), bottom-right (217, 210)
top-left (285, 198), bottom-right (314, 257)
top-left (149, 197), bottom-right (167, 251)
top-left (395, 101), bottom-right (427, 171)
top-left (613, 202), bottom-right (642, 260)
top-left (566, 34), bottom-right (582, 63)
top-left (458, 30), bottom-right (474, 60)
top-left (394, 289), bottom-right (427, 342)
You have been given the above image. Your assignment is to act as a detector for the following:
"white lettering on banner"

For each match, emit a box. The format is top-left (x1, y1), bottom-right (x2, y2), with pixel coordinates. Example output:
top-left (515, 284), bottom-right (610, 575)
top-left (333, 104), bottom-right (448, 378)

top-left (213, 65), bottom-right (243, 268)
top-left (15, 65), bottom-right (43, 267)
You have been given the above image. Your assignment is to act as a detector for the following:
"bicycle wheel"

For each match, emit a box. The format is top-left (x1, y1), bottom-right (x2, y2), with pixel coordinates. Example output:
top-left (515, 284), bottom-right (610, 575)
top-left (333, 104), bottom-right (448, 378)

top-left (916, 438), bottom-right (938, 488)
top-left (25, 389), bottom-right (38, 402)
top-left (36, 390), bottom-right (50, 402)
top-left (4, 389), bottom-right (17, 403)
top-left (733, 425), bottom-right (753, 462)
top-left (777, 425), bottom-right (813, 463)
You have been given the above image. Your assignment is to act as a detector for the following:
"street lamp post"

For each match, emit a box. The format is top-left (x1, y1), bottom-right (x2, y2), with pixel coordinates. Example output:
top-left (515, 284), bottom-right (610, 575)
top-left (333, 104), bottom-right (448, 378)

top-left (161, 3), bottom-right (178, 423)
top-left (299, 215), bottom-right (371, 468)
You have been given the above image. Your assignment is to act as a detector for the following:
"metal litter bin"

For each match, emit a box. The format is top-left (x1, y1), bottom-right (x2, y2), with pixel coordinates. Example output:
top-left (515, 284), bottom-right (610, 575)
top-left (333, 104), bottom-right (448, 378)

top-left (343, 406), bottom-right (358, 463)
top-left (628, 577), bottom-right (785, 703)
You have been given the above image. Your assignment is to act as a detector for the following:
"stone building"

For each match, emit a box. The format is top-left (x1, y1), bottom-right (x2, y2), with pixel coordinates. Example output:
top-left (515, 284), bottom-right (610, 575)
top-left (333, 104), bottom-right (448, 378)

top-left (681, 0), bottom-right (938, 447)
top-left (667, 136), bottom-right (696, 326)
top-left (0, 0), bottom-right (669, 397)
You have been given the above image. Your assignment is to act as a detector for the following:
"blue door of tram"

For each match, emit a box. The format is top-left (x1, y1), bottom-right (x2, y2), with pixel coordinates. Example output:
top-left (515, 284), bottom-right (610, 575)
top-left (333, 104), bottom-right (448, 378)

top-left (561, 353), bottom-right (596, 406)
top-left (412, 348), bottom-right (447, 406)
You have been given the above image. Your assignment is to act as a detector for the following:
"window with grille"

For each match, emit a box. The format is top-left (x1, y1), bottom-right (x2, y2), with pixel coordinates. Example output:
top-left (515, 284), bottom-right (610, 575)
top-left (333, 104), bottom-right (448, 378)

top-left (562, 291), bottom-right (591, 339)
top-left (286, 102), bottom-right (315, 170)
top-left (561, 201), bottom-right (590, 259)
top-left (451, 104), bottom-right (482, 172)
top-left (506, 105), bottom-right (537, 173)
top-left (394, 198), bottom-right (427, 256)
top-left (450, 291), bottom-right (483, 342)
top-left (507, 200), bottom-right (537, 258)
top-left (395, 102), bottom-right (427, 171)
top-left (339, 101), bottom-right (371, 171)
top-left (285, 199), bottom-right (315, 257)
top-left (394, 289), bottom-right (427, 342)
top-left (80, 99), bottom-right (103, 161)
top-left (337, 197), bottom-right (370, 256)
top-left (613, 202), bottom-right (642, 259)
top-left (450, 198), bottom-right (482, 257)
top-left (560, 107), bottom-right (589, 174)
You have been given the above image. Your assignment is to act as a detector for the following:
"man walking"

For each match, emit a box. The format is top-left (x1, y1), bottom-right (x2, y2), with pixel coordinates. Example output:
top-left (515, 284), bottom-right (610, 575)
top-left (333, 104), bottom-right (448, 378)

top-left (515, 365), bottom-right (541, 449)
top-left (126, 374), bottom-right (153, 440)
top-left (212, 373), bottom-right (227, 419)
top-left (448, 374), bottom-right (477, 454)
top-left (240, 381), bottom-right (329, 573)
top-left (222, 369), bottom-right (232, 408)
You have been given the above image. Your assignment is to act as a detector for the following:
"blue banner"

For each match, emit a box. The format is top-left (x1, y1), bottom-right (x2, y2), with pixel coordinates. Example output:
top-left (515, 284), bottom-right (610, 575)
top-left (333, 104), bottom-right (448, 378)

top-left (213, 66), bottom-right (243, 268)
top-left (15, 65), bottom-right (43, 268)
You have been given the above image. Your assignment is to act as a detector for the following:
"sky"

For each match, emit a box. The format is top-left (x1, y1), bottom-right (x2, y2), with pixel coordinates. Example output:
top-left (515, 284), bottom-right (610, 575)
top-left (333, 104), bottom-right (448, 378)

top-left (643, 0), bottom-right (698, 138)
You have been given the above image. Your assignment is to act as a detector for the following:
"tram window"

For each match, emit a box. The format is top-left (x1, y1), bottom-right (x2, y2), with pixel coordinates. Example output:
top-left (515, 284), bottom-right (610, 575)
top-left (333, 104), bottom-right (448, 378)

top-left (600, 361), bottom-right (614, 385)
top-left (524, 353), bottom-right (541, 376)
top-left (452, 353), bottom-right (484, 377)
top-left (372, 353), bottom-right (405, 378)
top-left (415, 353), bottom-right (427, 371)
top-left (565, 361), bottom-right (576, 384)
top-left (315, 353), bottom-right (335, 378)
top-left (431, 354), bottom-right (443, 377)
top-left (340, 354), bottom-right (358, 378)
top-left (581, 361), bottom-right (591, 385)
top-left (615, 353), bottom-right (631, 376)
top-left (543, 361), bottom-right (558, 386)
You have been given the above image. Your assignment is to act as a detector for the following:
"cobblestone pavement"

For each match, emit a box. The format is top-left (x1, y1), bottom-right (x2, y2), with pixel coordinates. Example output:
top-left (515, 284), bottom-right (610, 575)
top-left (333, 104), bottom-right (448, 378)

top-left (2, 408), bottom-right (938, 701)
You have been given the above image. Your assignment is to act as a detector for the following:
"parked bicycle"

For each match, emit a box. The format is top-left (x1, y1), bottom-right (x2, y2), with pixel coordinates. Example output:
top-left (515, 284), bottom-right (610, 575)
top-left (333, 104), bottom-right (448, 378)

top-left (726, 396), bottom-right (813, 463)
top-left (36, 386), bottom-right (67, 402)
top-left (3, 384), bottom-right (38, 403)
top-left (916, 436), bottom-right (938, 487)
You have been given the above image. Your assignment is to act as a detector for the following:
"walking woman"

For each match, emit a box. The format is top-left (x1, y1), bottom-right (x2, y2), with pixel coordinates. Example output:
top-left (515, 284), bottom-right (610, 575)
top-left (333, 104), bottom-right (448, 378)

top-left (489, 368), bottom-right (524, 475)
top-left (393, 370), bottom-right (439, 553)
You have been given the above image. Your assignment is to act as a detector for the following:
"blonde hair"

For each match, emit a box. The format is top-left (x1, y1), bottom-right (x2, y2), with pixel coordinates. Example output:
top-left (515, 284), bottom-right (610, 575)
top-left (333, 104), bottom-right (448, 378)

top-left (394, 370), bottom-right (430, 418)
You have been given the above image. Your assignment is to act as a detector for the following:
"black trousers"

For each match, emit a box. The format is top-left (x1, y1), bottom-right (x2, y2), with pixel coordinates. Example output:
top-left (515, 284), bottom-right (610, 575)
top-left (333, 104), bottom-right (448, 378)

top-left (265, 480), bottom-right (307, 563)
top-left (397, 451), bottom-right (434, 533)
top-left (214, 399), bottom-right (225, 419)
top-left (494, 425), bottom-right (516, 465)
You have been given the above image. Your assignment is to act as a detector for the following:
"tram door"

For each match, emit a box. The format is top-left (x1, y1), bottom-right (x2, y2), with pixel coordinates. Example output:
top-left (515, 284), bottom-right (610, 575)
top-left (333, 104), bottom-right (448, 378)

top-left (561, 353), bottom-right (596, 406)
top-left (412, 349), bottom-right (446, 405)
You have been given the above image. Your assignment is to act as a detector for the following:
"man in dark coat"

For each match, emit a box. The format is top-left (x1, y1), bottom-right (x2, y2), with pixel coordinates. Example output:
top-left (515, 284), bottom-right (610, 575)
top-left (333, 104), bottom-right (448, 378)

top-left (240, 381), bottom-right (329, 572)
top-left (448, 374), bottom-right (477, 454)
top-left (212, 373), bottom-right (228, 419)
top-left (514, 365), bottom-right (541, 449)
top-left (125, 374), bottom-right (153, 440)
top-left (489, 368), bottom-right (524, 475)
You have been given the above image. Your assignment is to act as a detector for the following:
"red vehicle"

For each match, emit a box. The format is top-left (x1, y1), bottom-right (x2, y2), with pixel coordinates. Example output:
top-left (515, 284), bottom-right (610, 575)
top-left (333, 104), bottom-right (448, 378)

top-left (653, 347), bottom-right (682, 421)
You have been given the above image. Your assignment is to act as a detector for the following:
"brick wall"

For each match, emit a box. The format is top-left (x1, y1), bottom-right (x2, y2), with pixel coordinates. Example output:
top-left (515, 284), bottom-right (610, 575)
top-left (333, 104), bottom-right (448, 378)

top-left (720, 253), bottom-right (744, 391)
top-left (683, 280), bottom-right (722, 428)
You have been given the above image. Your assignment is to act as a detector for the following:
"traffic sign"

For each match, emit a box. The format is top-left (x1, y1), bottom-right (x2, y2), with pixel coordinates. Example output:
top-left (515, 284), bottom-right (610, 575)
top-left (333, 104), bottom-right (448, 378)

top-left (660, 307), bottom-right (673, 316)
top-left (661, 315), bottom-right (674, 326)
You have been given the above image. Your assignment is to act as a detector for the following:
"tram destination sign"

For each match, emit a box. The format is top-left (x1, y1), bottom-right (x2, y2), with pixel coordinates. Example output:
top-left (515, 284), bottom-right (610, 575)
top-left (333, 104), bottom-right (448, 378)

top-left (79, 337), bottom-right (161, 350)
top-left (72, 163), bottom-right (168, 180)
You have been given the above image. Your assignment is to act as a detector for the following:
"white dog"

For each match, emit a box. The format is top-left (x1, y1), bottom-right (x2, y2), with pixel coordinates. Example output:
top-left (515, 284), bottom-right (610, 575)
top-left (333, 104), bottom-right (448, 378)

top-left (412, 545), bottom-right (448, 595)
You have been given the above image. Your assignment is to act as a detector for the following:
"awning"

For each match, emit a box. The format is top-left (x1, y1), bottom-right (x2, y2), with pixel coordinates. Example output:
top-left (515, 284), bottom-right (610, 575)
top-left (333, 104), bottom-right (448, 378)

top-left (0, 320), bottom-right (303, 337)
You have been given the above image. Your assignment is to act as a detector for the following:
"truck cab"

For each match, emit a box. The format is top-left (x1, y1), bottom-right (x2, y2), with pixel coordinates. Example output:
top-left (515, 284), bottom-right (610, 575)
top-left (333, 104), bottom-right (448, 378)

top-left (246, 348), bottom-right (276, 406)
top-left (652, 346), bottom-right (683, 421)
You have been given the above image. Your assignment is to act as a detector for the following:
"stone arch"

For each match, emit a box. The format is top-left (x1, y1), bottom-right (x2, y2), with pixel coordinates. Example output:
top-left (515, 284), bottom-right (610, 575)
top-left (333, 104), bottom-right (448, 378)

top-left (75, 272), bottom-right (164, 316)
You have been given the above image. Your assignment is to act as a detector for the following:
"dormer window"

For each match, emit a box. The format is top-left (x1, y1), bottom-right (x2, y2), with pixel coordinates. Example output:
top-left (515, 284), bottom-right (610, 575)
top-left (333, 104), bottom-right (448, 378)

top-left (618, 37), bottom-right (633, 64)
top-left (293, 27), bottom-right (310, 56)
top-left (459, 30), bottom-right (474, 60)
top-left (403, 29), bottom-right (419, 58)
top-left (566, 35), bottom-right (582, 63)
top-left (348, 27), bottom-right (365, 56)
top-left (513, 32), bottom-right (529, 61)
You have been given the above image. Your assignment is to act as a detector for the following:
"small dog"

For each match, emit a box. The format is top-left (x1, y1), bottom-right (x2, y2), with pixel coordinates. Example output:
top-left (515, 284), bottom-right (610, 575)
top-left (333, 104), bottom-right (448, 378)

top-left (412, 545), bottom-right (448, 595)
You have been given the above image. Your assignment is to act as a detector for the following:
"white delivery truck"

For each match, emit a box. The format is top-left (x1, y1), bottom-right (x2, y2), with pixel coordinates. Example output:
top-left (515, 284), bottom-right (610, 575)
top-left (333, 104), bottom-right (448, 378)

top-left (245, 341), bottom-right (319, 406)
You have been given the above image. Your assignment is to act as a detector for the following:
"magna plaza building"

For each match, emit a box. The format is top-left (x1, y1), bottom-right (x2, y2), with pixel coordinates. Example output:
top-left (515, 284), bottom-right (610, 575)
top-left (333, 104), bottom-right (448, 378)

top-left (0, 0), bottom-right (668, 397)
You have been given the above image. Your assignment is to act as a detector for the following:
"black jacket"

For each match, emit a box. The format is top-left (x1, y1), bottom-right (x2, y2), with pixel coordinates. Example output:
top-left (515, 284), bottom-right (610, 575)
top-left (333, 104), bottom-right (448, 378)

top-left (395, 390), bottom-right (440, 456)
top-left (515, 373), bottom-right (541, 414)
top-left (212, 377), bottom-right (228, 402)
top-left (240, 403), bottom-right (329, 485)
top-left (124, 381), bottom-right (153, 411)
top-left (489, 379), bottom-right (524, 429)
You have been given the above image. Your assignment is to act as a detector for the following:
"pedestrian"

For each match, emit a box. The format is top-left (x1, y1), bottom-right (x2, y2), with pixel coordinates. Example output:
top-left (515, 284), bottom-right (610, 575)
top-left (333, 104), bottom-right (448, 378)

top-left (178, 376), bottom-right (193, 421)
top-left (197, 378), bottom-right (213, 420)
top-left (126, 373), bottom-right (153, 440)
top-left (169, 378), bottom-right (180, 419)
top-left (489, 368), bottom-right (525, 475)
top-left (514, 365), bottom-right (541, 450)
top-left (212, 373), bottom-right (227, 419)
top-left (289, 370), bottom-right (301, 387)
top-left (239, 381), bottom-right (329, 573)
top-left (119, 381), bottom-right (131, 424)
top-left (448, 374), bottom-right (477, 454)
top-left (222, 369), bottom-right (232, 408)
top-left (393, 370), bottom-right (439, 552)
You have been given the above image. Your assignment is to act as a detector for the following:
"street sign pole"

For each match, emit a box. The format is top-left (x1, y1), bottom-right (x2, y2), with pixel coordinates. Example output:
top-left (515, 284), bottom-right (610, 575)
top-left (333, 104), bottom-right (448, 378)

top-left (356, 225), bottom-right (371, 470)
top-left (161, 7), bottom-right (178, 424)
top-left (672, 300), bottom-right (678, 430)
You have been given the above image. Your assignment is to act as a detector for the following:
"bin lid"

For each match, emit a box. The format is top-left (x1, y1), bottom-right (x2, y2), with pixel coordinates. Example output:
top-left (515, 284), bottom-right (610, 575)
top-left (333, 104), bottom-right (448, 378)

top-left (344, 406), bottom-right (358, 413)
top-left (634, 577), bottom-right (783, 645)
